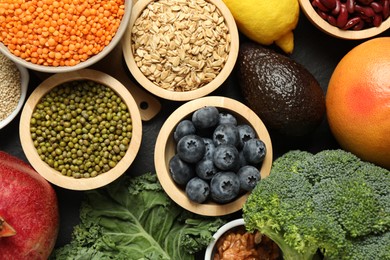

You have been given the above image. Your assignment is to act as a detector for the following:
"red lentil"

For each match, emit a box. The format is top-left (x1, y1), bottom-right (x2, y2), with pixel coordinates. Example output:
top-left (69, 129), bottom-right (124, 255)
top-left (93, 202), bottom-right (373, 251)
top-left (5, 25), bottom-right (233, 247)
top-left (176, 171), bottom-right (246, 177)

top-left (0, 0), bottom-right (125, 67)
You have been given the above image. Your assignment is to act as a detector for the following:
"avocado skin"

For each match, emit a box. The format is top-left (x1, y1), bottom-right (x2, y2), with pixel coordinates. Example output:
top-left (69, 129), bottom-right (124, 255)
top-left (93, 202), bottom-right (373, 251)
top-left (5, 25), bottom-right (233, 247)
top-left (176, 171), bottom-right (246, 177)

top-left (237, 42), bottom-right (325, 137)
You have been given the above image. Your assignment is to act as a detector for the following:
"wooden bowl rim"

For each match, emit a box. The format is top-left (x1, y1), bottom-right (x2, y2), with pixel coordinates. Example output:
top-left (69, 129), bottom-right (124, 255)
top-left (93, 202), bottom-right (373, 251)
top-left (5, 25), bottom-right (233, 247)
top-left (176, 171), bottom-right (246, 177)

top-left (299, 0), bottom-right (390, 40)
top-left (154, 96), bottom-right (273, 216)
top-left (19, 69), bottom-right (142, 190)
top-left (0, 0), bottom-right (133, 73)
top-left (122, 0), bottom-right (239, 101)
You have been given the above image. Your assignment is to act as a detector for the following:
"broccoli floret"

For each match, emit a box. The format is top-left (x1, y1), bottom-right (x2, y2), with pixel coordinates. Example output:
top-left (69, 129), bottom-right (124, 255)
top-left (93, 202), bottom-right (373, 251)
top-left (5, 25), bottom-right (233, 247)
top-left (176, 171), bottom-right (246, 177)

top-left (271, 150), bottom-right (313, 175)
top-left (299, 149), bottom-right (363, 184)
top-left (312, 174), bottom-right (385, 238)
top-left (343, 231), bottom-right (390, 260)
top-left (243, 168), bottom-right (332, 260)
top-left (243, 149), bottom-right (390, 260)
top-left (353, 163), bottom-right (390, 230)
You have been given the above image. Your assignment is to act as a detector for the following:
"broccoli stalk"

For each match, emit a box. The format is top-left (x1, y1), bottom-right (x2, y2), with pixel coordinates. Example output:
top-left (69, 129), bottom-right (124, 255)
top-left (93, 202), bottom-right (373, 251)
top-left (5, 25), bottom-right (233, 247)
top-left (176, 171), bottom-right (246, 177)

top-left (243, 149), bottom-right (390, 260)
top-left (256, 226), bottom-right (318, 260)
top-left (243, 169), bottom-right (322, 260)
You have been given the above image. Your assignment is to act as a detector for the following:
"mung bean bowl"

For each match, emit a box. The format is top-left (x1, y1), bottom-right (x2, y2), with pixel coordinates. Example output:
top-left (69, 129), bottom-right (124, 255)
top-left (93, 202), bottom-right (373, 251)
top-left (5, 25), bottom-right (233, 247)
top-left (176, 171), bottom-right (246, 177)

top-left (0, 0), bottom-right (132, 73)
top-left (19, 69), bottom-right (142, 190)
top-left (299, 0), bottom-right (390, 40)
top-left (0, 53), bottom-right (29, 130)
top-left (122, 0), bottom-right (239, 101)
top-left (154, 96), bottom-right (273, 216)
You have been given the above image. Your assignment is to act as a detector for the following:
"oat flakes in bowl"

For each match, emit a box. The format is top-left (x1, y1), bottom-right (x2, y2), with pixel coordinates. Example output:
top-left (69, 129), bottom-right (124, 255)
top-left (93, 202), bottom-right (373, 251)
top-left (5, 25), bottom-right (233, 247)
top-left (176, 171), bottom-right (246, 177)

top-left (122, 0), bottom-right (239, 101)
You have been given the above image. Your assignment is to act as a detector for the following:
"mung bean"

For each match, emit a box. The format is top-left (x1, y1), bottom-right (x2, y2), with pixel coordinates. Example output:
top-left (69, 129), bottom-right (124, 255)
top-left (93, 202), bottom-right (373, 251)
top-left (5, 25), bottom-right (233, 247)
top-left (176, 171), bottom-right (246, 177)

top-left (30, 80), bottom-right (132, 178)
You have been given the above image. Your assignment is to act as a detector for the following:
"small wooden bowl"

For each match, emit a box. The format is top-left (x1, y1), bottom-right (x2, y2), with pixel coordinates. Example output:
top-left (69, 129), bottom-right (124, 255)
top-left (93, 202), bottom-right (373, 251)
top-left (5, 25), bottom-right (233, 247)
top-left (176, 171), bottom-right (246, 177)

top-left (0, 0), bottom-right (132, 73)
top-left (122, 0), bottom-right (239, 101)
top-left (0, 63), bottom-right (29, 129)
top-left (299, 0), bottom-right (390, 40)
top-left (19, 69), bottom-right (142, 190)
top-left (154, 96), bottom-right (273, 216)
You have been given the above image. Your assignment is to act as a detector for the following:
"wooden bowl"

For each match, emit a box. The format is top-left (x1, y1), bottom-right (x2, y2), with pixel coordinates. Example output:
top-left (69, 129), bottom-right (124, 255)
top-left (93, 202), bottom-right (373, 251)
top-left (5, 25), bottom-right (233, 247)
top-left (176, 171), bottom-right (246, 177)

top-left (19, 69), bottom-right (142, 190)
top-left (122, 0), bottom-right (239, 101)
top-left (299, 0), bottom-right (390, 40)
top-left (154, 96), bottom-right (273, 216)
top-left (0, 63), bottom-right (29, 129)
top-left (0, 0), bottom-right (132, 73)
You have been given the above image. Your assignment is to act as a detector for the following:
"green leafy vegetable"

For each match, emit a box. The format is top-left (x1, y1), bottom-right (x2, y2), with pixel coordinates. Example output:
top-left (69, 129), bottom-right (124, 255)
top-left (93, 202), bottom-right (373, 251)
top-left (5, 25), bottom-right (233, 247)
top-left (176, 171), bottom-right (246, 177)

top-left (51, 173), bottom-right (226, 260)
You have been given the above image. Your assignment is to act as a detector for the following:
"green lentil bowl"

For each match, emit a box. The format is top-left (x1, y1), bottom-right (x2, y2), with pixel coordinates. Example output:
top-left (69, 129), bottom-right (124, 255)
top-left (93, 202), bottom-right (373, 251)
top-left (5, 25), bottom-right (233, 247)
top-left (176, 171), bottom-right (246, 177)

top-left (19, 69), bottom-right (142, 190)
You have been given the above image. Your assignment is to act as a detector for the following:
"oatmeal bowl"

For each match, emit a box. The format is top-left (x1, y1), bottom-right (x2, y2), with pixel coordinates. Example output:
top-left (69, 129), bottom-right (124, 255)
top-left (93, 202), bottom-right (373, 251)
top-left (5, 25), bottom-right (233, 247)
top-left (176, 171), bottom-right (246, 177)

top-left (122, 0), bottom-right (239, 101)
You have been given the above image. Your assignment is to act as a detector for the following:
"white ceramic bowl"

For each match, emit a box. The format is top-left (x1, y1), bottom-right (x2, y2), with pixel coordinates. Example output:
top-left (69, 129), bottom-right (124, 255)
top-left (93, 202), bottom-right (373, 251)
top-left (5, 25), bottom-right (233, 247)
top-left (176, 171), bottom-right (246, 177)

top-left (204, 218), bottom-right (245, 260)
top-left (0, 63), bottom-right (29, 129)
top-left (0, 0), bottom-right (132, 73)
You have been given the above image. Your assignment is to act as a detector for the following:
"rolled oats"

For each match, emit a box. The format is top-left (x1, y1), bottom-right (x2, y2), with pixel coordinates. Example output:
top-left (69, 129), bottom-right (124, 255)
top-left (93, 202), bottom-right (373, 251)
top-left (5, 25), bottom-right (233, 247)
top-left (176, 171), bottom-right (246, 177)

top-left (131, 0), bottom-right (231, 92)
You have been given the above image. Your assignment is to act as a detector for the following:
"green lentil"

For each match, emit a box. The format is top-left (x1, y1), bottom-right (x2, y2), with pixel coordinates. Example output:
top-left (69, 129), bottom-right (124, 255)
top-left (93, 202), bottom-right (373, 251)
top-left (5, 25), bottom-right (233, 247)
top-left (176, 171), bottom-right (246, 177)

top-left (30, 80), bottom-right (132, 178)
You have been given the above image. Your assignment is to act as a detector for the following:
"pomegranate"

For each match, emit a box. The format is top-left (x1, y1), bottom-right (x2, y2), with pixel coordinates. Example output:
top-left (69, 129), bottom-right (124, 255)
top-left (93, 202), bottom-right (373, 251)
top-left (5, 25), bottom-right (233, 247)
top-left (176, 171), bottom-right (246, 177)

top-left (0, 151), bottom-right (59, 259)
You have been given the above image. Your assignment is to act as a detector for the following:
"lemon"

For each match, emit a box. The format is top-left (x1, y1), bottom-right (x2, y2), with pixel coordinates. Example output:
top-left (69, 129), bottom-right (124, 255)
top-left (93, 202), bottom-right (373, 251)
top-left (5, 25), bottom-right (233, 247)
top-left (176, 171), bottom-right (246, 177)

top-left (223, 0), bottom-right (299, 53)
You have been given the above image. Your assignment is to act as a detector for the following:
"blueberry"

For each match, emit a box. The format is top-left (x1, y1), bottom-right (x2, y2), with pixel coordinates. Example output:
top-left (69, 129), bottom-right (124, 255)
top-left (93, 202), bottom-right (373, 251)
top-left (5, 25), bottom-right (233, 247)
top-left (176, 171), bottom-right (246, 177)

top-left (210, 172), bottom-right (240, 203)
top-left (169, 155), bottom-right (195, 185)
top-left (238, 151), bottom-right (247, 168)
top-left (237, 124), bottom-right (257, 148)
top-left (213, 123), bottom-right (239, 147)
top-left (185, 177), bottom-right (210, 203)
top-left (237, 165), bottom-right (260, 191)
top-left (177, 134), bottom-right (205, 163)
top-left (196, 158), bottom-right (218, 180)
top-left (213, 144), bottom-right (240, 171)
top-left (219, 112), bottom-right (237, 125)
top-left (174, 120), bottom-right (196, 142)
top-left (192, 106), bottom-right (219, 129)
top-left (242, 138), bottom-right (266, 165)
top-left (203, 138), bottom-right (215, 160)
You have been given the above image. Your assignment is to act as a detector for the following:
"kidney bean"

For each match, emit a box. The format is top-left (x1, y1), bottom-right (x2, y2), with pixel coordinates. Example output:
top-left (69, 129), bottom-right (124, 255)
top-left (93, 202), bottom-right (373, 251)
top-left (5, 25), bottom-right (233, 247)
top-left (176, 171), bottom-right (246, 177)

top-left (355, 5), bottom-right (376, 17)
top-left (319, 0), bottom-right (337, 10)
top-left (346, 0), bottom-right (355, 13)
top-left (383, 0), bottom-right (389, 19)
top-left (370, 2), bottom-right (383, 12)
top-left (357, 0), bottom-right (375, 4)
top-left (342, 17), bottom-right (362, 29)
top-left (327, 15), bottom-right (338, 26)
top-left (317, 10), bottom-right (330, 20)
top-left (337, 4), bottom-right (349, 28)
top-left (312, 0), bottom-right (389, 30)
top-left (353, 19), bottom-right (366, 29)
top-left (373, 13), bottom-right (383, 25)
top-left (313, 0), bottom-right (331, 11)
top-left (332, 0), bottom-right (341, 15)
top-left (359, 14), bottom-right (373, 23)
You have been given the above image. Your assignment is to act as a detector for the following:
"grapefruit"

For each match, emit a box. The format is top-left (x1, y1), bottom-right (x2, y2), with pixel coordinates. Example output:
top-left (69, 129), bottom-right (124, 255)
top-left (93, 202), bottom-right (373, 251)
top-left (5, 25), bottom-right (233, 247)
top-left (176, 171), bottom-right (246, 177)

top-left (326, 37), bottom-right (390, 169)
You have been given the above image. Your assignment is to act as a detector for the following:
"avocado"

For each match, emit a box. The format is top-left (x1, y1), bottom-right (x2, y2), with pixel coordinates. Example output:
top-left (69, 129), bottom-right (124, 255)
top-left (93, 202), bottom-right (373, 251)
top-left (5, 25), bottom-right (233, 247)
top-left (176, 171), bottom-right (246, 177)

top-left (237, 42), bottom-right (325, 136)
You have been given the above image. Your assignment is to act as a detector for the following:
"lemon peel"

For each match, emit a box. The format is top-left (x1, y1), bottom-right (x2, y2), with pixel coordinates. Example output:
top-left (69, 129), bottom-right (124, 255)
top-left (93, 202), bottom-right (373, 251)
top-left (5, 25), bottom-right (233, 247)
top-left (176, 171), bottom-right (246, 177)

top-left (223, 0), bottom-right (299, 53)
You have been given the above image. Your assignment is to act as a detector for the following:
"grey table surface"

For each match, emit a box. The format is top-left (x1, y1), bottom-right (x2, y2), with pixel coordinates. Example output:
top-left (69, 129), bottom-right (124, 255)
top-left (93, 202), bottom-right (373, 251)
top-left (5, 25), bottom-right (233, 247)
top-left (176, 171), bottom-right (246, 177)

top-left (1, 14), bottom-right (389, 258)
